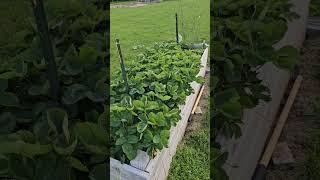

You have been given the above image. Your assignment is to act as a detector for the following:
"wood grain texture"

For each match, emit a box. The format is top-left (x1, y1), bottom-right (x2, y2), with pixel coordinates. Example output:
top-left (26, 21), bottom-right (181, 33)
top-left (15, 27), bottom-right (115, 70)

top-left (260, 75), bottom-right (302, 166)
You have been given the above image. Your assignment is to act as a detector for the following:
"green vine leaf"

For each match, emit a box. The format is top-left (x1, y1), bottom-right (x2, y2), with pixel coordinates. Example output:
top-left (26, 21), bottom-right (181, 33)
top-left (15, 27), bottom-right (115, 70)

top-left (122, 143), bottom-right (137, 160)
top-left (67, 156), bottom-right (89, 172)
top-left (74, 122), bottom-right (108, 155)
top-left (53, 138), bottom-right (77, 156)
top-left (137, 121), bottom-right (148, 133)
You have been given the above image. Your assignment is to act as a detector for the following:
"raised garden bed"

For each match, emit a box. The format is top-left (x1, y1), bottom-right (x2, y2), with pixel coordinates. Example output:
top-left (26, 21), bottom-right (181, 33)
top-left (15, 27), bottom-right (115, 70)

top-left (110, 47), bottom-right (208, 180)
top-left (215, 0), bottom-right (310, 179)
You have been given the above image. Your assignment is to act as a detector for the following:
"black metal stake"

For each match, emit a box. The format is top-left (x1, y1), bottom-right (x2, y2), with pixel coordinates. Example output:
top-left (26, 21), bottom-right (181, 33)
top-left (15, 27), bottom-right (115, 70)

top-left (115, 39), bottom-right (129, 93)
top-left (176, 13), bottom-right (179, 44)
top-left (32, 0), bottom-right (59, 99)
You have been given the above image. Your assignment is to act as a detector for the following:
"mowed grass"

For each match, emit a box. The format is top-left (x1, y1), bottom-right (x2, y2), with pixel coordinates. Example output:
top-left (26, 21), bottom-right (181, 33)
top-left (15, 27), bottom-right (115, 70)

top-left (167, 107), bottom-right (210, 180)
top-left (110, 0), bottom-right (209, 72)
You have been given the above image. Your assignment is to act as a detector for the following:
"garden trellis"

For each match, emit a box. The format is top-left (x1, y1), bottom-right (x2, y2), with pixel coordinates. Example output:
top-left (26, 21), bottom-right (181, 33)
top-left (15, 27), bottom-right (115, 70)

top-left (175, 0), bottom-right (205, 45)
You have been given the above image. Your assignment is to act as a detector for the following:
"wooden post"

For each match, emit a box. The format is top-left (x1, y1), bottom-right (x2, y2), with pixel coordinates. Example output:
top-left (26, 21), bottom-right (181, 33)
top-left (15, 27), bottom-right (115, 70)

top-left (31, 0), bottom-right (59, 99)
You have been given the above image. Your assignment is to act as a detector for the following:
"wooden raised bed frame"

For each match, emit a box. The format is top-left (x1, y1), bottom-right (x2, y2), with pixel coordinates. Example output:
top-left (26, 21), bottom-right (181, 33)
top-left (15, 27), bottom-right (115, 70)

top-left (110, 48), bottom-right (209, 180)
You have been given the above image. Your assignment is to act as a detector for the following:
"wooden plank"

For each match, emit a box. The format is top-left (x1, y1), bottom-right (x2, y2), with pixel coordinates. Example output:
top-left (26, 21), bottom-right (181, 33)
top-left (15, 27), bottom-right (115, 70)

top-left (191, 85), bottom-right (205, 114)
top-left (130, 150), bottom-right (150, 170)
top-left (110, 158), bottom-right (150, 180)
top-left (146, 149), bottom-right (165, 177)
top-left (253, 76), bottom-right (302, 179)
top-left (260, 75), bottom-right (303, 166)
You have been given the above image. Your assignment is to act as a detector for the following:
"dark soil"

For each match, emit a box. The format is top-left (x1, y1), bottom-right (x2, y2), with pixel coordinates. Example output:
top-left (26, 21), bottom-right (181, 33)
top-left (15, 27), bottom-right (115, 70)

top-left (266, 39), bottom-right (320, 179)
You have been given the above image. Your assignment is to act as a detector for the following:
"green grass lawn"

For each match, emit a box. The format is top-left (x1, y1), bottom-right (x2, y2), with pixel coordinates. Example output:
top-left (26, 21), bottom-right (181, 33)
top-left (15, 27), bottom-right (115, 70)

top-left (310, 0), bottom-right (320, 16)
top-left (110, 0), bottom-right (209, 72)
top-left (167, 106), bottom-right (210, 180)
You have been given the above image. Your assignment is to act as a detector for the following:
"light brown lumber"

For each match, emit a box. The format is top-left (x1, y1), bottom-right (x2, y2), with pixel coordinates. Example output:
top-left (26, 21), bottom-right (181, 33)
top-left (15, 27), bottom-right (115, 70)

top-left (191, 85), bottom-right (205, 115)
top-left (260, 75), bottom-right (303, 166)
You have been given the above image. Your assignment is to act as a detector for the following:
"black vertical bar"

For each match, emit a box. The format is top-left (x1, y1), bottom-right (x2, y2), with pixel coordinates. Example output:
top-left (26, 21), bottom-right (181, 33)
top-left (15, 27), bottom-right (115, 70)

top-left (32, 0), bottom-right (59, 99)
top-left (210, 0), bottom-right (214, 179)
top-left (115, 39), bottom-right (129, 93)
top-left (105, 0), bottom-right (110, 178)
top-left (176, 13), bottom-right (179, 43)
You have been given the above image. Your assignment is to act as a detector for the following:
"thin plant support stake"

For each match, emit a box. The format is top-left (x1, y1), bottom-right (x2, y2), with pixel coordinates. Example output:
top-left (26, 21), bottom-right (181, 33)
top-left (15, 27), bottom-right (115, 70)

top-left (115, 38), bottom-right (129, 93)
top-left (176, 13), bottom-right (179, 44)
top-left (32, 0), bottom-right (59, 99)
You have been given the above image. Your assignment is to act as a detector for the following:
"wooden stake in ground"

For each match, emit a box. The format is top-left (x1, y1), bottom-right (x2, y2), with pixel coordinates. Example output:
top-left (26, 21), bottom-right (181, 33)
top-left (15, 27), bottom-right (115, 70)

top-left (175, 13), bottom-right (179, 44)
top-left (115, 38), bottom-right (129, 93)
top-left (188, 84), bottom-right (205, 122)
top-left (191, 85), bottom-right (205, 115)
top-left (253, 75), bottom-right (303, 180)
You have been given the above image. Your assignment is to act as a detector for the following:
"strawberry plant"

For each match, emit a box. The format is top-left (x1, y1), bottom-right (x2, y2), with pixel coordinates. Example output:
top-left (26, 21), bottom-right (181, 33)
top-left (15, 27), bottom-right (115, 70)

top-left (310, 0), bottom-right (320, 16)
top-left (110, 42), bottom-right (204, 162)
top-left (0, 0), bottom-right (108, 179)
top-left (212, 0), bottom-right (300, 178)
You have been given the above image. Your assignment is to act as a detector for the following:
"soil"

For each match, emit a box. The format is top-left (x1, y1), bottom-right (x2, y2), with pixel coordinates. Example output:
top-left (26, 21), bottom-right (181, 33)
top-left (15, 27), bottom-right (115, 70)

top-left (266, 38), bottom-right (320, 179)
top-left (184, 69), bottom-right (210, 134)
top-left (110, 2), bottom-right (148, 8)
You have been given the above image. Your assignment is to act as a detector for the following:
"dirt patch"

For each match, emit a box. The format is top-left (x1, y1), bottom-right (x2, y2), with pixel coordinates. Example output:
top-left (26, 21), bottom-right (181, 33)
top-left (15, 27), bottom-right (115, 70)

top-left (111, 2), bottom-right (147, 8)
top-left (185, 70), bottom-right (209, 134)
top-left (266, 40), bottom-right (320, 179)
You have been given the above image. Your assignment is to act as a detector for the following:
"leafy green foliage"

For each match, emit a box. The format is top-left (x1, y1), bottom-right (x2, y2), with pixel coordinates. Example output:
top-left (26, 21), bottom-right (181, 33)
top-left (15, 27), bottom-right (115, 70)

top-left (111, 42), bottom-right (203, 162)
top-left (212, 0), bottom-right (300, 178)
top-left (0, 0), bottom-right (107, 179)
top-left (310, 0), bottom-right (320, 16)
top-left (212, 148), bottom-right (229, 180)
